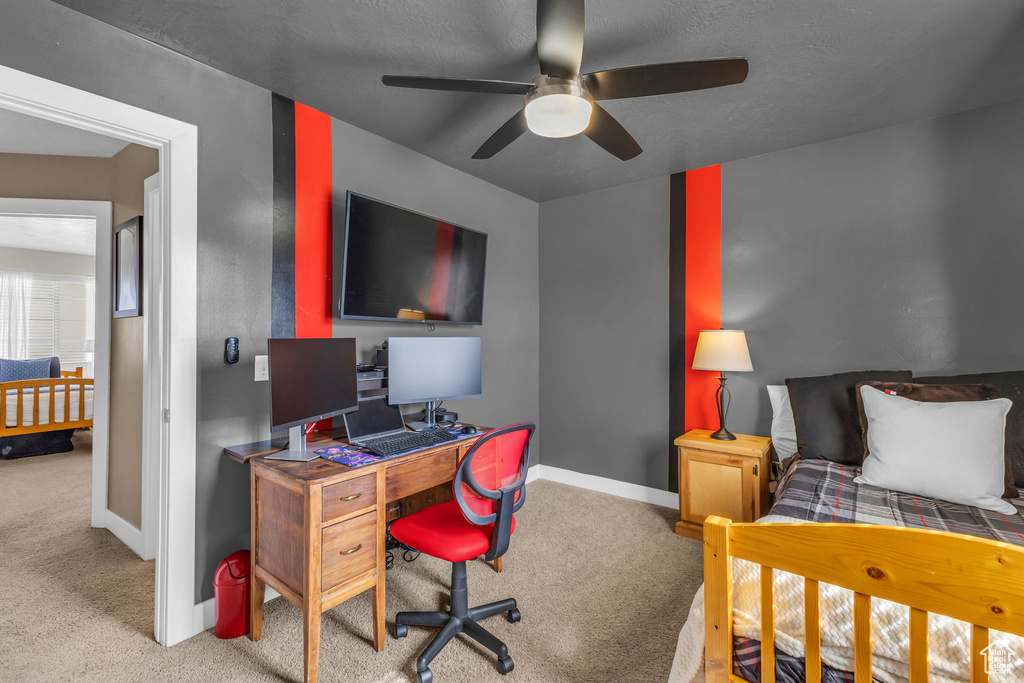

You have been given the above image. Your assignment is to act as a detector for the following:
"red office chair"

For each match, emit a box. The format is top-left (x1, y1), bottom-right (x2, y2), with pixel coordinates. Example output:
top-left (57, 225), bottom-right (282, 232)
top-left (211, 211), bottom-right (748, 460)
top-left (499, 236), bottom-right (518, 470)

top-left (391, 423), bottom-right (535, 683)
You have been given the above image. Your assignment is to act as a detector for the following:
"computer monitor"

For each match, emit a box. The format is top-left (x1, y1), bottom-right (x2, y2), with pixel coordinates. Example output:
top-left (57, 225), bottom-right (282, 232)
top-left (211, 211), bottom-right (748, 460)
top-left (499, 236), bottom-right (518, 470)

top-left (268, 337), bottom-right (357, 461)
top-left (387, 336), bottom-right (482, 429)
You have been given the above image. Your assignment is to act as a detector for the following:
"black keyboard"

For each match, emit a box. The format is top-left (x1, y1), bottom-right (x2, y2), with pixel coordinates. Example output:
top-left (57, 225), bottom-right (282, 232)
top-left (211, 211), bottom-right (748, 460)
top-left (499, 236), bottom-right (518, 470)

top-left (356, 429), bottom-right (457, 456)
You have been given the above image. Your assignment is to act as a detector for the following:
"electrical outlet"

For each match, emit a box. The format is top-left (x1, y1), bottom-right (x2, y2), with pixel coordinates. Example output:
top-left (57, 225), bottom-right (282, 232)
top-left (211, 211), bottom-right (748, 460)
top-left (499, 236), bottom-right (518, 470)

top-left (254, 355), bottom-right (269, 382)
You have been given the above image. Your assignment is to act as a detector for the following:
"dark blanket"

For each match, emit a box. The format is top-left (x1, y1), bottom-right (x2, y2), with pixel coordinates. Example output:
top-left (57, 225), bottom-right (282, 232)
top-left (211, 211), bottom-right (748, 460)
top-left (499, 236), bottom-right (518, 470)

top-left (0, 429), bottom-right (75, 459)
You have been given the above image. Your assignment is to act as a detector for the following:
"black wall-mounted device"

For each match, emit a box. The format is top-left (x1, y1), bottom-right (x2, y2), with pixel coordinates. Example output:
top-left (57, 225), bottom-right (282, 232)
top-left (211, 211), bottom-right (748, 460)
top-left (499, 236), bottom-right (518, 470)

top-left (225, 337), bottom-right (239, 364)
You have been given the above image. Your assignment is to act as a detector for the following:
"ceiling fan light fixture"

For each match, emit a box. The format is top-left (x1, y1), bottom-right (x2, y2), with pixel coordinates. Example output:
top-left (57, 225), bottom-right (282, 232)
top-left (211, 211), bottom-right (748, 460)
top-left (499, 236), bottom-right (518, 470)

top-left (524, 93), bottom-right (593, 138)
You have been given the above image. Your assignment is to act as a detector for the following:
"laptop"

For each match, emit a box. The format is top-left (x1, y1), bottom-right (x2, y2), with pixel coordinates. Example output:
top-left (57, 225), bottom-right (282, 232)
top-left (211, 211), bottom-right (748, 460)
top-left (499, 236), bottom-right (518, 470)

top-left (344, 396), bottom-right (408, 443)
top-left (343, 396), bottom-right (456, 457)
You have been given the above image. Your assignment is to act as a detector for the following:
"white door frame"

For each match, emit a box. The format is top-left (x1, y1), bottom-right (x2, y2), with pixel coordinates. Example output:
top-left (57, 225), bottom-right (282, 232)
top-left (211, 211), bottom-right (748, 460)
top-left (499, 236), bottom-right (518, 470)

top-left (0, 64), bottom-right (199, 646)
top-left (141, 172), bottom-right (161, 562)
top-left (0, 198), bottom-right (113, 532)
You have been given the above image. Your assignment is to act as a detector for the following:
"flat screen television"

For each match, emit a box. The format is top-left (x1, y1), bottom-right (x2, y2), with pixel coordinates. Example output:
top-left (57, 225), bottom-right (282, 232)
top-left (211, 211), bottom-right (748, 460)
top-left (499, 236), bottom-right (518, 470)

top-left (336, 192), bottom-right (487, 325)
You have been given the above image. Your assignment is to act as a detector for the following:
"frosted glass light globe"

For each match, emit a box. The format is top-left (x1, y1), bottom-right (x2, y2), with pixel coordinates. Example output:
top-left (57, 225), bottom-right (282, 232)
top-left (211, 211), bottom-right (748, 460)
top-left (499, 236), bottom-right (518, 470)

top-left (524, 94), bottom-right (593, 138)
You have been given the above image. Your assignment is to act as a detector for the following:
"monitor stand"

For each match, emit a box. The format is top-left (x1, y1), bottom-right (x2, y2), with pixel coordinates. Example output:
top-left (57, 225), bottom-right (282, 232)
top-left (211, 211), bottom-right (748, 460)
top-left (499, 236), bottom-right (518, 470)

top-left (266, 424), bottom-right (320, 462)
top-left (407, 401), bottom-right (439, 432)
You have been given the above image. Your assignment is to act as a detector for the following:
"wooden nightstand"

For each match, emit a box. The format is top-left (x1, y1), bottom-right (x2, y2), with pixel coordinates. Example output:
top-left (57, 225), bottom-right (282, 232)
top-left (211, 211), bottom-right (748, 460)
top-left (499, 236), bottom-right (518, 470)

top-left (674, 429), bottom-right (772, 539)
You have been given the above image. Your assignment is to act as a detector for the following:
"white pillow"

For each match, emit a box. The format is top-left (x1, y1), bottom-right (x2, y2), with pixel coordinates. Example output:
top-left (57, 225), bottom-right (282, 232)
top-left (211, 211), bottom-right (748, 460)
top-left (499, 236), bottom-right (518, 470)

top-left (854, 385), bottom-right (1014, 514)
top-left (767, 385), bottom-right (798, 460)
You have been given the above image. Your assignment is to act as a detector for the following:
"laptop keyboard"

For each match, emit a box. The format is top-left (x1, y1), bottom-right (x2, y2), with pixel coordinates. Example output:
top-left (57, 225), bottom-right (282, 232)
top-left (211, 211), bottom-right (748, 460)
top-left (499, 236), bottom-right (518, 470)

top-left (357, 429), bottom-right (457, 456)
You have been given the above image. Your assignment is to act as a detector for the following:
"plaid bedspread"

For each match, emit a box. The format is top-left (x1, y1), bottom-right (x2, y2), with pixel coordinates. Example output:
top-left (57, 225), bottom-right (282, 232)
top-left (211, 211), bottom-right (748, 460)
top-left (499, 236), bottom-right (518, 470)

top-left (734, 635), bottom-right (881, 683)
top-left (770, 457), bottom-right (1024, 546)
top-left (732, 457), bottom-right (1024, 683)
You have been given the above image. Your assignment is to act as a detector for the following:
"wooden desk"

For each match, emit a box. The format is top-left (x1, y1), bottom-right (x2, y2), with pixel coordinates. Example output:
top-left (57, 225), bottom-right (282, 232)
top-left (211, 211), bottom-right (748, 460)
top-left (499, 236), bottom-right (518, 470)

top-left (227, 432), bottom-right (484, 683)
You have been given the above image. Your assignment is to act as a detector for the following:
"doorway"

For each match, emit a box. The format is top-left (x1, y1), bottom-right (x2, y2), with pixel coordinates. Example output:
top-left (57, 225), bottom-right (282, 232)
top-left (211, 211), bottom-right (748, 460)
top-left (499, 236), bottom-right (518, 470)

top-left (0, 63), bottom-right (199, 646)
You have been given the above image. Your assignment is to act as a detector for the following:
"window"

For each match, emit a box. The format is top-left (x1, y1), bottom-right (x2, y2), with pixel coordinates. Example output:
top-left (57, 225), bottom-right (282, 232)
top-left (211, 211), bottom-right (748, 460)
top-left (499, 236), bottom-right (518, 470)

top-left (0, 271), bottom-right (95, 365)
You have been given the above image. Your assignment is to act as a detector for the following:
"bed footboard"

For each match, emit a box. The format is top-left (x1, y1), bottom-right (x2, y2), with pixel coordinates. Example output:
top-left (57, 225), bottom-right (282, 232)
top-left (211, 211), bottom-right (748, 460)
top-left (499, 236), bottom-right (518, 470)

top-left (703, 515), bottom-right (1024, 683)
top-left (0, 378), bottom-right (94, 436)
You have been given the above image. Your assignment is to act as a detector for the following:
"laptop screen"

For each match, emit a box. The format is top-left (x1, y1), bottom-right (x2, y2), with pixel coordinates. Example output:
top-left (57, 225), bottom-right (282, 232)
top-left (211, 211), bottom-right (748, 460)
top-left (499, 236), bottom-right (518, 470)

top-left (344, 397), bottom-right (406, 440)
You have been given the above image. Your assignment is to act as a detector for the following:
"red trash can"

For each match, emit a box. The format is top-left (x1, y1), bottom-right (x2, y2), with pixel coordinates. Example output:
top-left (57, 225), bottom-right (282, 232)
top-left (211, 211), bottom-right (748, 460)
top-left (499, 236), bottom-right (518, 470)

top-left (213, 549), bottom-right (251, 639)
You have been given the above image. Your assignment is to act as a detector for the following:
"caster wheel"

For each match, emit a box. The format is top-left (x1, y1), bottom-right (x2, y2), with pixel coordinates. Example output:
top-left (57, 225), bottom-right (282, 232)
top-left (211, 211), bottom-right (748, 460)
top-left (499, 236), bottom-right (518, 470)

top-left (497, 656), bottom-right (514, 675)
top-left (394, 623), bottom-right (408, 639)
top-left (506, 608), bottom-right (521, 624)
top-left (416, 668), bottom-right (433, 683)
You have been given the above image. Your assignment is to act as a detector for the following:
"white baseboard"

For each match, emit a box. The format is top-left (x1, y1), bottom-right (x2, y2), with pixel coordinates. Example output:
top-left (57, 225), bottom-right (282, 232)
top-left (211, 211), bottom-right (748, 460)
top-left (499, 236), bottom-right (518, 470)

top-left (194, 585), bottom-right (281, 633)
top-left (529, 464), bottom-right (679, 509)
top-left (104, 509), bottom-right (147, 559)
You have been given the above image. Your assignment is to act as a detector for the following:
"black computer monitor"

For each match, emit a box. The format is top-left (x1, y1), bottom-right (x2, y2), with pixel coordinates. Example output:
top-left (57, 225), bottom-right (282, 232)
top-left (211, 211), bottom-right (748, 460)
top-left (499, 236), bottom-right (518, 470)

top-left (268, 338), bottom-right (357, 459)
top-left (387, 337), bottom-right (481, 428)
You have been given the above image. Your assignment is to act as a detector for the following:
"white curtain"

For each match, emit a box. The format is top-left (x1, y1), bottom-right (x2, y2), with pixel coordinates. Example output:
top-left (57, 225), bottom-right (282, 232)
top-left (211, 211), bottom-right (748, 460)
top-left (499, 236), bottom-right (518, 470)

top-left (0, 270), bottom-right (30, 359)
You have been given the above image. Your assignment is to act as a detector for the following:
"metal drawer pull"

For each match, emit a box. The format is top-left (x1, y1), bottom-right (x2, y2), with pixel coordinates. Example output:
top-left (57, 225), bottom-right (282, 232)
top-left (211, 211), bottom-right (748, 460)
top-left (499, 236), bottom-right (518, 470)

top-left (339, 492), bottom-right (362, 502)
top-left (339, 544), bottom-right (362, 556)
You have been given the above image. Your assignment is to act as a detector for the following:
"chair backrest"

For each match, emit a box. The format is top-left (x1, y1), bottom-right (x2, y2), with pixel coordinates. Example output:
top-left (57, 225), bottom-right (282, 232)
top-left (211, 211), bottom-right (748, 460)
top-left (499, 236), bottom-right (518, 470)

top-left (453, 423), bottom-right (535, 561)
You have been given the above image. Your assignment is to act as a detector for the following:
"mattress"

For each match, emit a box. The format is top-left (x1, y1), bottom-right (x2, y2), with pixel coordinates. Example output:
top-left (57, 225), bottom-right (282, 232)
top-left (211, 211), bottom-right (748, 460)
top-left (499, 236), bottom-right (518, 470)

top-left (668, 459), bottom-right (1024, 683)
top-left (3, 385), bottom-right (94, 428)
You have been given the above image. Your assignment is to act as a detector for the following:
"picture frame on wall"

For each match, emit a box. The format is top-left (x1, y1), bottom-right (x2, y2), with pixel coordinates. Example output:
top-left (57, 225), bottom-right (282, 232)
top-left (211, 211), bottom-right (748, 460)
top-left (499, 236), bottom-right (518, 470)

top-left (113, 215), bottom-right (142, 318)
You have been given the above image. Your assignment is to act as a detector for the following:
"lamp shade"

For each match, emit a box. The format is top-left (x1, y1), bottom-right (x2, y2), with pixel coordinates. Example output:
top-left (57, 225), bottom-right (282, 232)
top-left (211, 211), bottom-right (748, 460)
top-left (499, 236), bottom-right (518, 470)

top-left (691, 330), bottom-right (753, 372)
top-left (83, 339), bottom-right (95, 354)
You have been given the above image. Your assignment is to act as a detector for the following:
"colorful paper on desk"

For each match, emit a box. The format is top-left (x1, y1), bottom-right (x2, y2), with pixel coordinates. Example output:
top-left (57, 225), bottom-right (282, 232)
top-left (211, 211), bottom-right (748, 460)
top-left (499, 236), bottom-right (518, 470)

top-left (316, 445), bottom-right (385, 468)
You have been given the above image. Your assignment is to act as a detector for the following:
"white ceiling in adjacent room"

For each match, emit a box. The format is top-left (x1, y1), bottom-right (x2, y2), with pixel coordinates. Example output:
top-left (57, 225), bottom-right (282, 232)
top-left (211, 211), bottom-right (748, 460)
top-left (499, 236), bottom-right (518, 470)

top-left (0, 107), bottom-right (129, 157)
top-left (0, 215), bottom-right (96, 255)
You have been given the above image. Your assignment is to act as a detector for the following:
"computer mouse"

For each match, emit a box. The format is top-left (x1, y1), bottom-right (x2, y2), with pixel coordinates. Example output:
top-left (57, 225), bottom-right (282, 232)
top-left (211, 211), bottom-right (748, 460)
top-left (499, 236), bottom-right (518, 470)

top-left (460, 425), bottom-right (477, 435)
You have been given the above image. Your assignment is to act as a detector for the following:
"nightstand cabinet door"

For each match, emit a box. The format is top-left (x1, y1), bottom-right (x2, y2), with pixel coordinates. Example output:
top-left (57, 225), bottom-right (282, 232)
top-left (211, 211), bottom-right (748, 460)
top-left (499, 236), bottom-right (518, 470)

top-left (680, 448), bottom-right (757, 526)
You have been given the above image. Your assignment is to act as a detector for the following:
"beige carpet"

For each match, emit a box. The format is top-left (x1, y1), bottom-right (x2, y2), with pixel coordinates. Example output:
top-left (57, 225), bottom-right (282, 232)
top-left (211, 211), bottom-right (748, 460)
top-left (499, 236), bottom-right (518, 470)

top-left (0, 439), bottom-right (705, 683)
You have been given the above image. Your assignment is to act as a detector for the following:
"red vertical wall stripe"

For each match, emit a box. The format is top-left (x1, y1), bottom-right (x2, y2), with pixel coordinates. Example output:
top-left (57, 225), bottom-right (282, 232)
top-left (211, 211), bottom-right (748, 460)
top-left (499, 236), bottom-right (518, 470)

top-left (293, 102), bottom-right (333, 339)
top-left (684, 164), bottom-right (723, 432)
top-left (293, 102), bottom-right (333, 431)
top-left (428, 222), bottom-right (455, 320)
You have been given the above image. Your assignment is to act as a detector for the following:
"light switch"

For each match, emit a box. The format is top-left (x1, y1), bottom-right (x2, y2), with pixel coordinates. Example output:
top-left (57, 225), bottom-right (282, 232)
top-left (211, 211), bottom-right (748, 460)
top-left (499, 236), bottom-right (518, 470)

top-left (254, 355), bottom-right (269, 382)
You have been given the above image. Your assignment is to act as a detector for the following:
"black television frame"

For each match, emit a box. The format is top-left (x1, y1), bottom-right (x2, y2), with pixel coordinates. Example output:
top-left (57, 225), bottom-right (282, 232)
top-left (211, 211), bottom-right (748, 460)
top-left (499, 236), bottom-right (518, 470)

top-left (336, 191), bottom-right (488, 326)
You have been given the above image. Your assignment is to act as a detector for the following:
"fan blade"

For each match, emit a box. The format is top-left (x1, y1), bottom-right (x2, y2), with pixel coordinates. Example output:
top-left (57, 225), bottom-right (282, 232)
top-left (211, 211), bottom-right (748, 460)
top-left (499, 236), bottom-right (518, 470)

top-left (583, 58), bottom-right (749, 101)
top-left (472, 109), bottom-right (529, 159)
top-left (536, 0), bottom-right (585, 79)
top-left (583, 104), bottom-right (642, 160)
top-left (382, 75), bottom-right (532, 96)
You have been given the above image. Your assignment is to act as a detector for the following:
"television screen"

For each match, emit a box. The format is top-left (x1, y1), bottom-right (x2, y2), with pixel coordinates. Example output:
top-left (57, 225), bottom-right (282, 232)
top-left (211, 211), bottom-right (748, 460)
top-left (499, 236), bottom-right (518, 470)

top-left (337, 192), bottom-right (487, 325)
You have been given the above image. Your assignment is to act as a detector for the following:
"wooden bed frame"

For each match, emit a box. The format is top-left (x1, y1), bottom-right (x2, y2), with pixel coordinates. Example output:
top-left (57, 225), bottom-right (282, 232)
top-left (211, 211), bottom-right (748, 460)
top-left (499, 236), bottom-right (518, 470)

top-left (704, 515), bottom-right (1024, 683)
top-left (0, 377), bottom-right (93, 436)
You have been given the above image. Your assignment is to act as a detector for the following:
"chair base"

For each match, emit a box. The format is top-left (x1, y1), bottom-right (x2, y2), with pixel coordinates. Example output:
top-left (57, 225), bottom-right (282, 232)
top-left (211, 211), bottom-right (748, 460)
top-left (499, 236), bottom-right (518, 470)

top-left (395, 561), bottom-right (520, 682)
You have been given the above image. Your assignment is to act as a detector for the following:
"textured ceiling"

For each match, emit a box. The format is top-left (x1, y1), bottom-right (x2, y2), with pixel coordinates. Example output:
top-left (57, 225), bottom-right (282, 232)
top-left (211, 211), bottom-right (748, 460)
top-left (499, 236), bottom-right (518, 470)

top-left (0, 107), bottom-right (129, 157)
top-left (53, 0), bottom-right (1024, 202)
top-left (0, 216), bottom-right (96, 255)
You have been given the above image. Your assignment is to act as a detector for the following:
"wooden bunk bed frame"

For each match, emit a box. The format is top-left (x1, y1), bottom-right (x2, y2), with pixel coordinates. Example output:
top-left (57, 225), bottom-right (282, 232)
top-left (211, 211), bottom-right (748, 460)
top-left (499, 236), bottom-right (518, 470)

top-left (704, 515), bottom-right (1024, 683)
top-left (0, 377), bottom-right (93, 436)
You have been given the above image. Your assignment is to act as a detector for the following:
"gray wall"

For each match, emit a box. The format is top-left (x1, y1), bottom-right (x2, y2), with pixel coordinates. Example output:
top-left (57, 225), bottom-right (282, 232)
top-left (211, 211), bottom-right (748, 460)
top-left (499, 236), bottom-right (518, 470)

top-left (538, 177), bottom-right (671, 490)
top-left (0, 0), bottom-right (275, 602)
top-left (329, 117), bottom-right (540, 450)
top-left (722, 97), bottom-right (1024, 437)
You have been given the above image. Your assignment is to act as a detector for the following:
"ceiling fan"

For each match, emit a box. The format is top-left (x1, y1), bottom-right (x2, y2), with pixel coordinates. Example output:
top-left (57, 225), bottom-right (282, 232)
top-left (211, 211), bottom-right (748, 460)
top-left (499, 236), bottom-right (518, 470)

top-left (382, 0), bottom-right (748, 161)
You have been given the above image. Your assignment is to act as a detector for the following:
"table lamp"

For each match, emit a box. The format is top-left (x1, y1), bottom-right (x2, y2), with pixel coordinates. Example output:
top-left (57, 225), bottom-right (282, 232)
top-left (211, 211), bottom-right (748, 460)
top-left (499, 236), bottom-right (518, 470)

top-left (691, 329), bottom-right (753, 441)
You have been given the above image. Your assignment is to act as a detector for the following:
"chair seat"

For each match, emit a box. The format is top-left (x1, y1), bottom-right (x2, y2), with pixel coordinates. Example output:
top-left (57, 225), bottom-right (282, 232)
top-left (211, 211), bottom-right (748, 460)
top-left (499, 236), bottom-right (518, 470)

top-left (390, 499), bottom-right (516, 563)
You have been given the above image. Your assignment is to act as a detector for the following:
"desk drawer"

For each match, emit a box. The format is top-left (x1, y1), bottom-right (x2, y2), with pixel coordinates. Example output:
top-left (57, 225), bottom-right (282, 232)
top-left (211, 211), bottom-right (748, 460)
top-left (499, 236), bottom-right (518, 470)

top-left (323, 474), bottom-right (376, 523)
top-left (386, 449), bottom-right (456, 501)
top-left (322, 510), bottom-right (377, 591)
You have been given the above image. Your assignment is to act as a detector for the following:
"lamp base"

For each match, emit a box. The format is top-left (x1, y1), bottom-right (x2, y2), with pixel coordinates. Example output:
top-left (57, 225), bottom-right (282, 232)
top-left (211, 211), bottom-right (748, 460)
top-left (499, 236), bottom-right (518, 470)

top-left (711, 375), bottom-right (736, 440)
top-left (709, 426), bottom-right (736, 441)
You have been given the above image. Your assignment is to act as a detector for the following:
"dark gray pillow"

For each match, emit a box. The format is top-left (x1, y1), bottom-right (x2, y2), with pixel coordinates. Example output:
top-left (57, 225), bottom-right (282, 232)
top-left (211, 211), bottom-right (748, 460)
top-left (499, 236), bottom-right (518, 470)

top-left (786, 369), bottom-right (913, 464)
top-left (916, 371), bottom-right (1024, 488)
